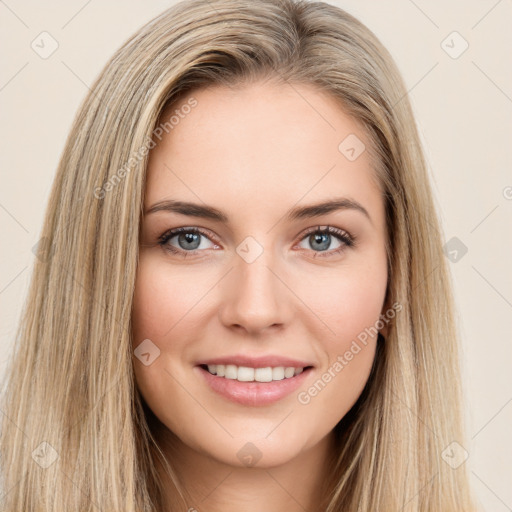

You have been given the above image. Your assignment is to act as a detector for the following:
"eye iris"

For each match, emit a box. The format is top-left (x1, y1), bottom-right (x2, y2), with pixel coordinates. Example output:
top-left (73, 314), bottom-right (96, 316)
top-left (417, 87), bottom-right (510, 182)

top-left (310, 232), bottom-right (330, 251)
top-left (178, 232), bottom-right (200, 250)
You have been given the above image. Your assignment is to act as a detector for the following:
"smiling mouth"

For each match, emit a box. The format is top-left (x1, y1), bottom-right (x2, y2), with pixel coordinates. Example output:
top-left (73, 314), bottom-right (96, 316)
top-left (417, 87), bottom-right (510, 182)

top-left (199, 363), bottom-right (314, 383)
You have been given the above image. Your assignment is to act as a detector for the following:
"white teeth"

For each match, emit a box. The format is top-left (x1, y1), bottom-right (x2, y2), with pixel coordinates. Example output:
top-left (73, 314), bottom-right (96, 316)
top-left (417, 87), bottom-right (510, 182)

top-left (284, 367), bottom-right (295, 378)
top-left (255, 367), bottom-right (272, 382)
top-left (237, 366), bottom-right (255, 382)
top-left (205, 364), bottom-right (306, 382)
top-left (225, 364), bottom-right (238, 379)
top-left (272, 367), bottom-right (285, 380)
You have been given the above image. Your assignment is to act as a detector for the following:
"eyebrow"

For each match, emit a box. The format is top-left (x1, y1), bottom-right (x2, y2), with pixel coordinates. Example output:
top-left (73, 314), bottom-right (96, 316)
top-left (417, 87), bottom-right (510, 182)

top-left (145, 197), bottom-right (372, 224)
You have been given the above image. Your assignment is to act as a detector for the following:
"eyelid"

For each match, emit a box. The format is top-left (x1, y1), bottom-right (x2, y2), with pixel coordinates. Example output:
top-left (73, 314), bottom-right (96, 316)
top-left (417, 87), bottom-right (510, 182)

top-left (158, 225), bottom-right (356, 257)
top-left (158, 226), bottom-right (221, 247)
top-left (296, 225), bottom-right (354, 245)
top-left (292, 225), bottom-right (355, 258)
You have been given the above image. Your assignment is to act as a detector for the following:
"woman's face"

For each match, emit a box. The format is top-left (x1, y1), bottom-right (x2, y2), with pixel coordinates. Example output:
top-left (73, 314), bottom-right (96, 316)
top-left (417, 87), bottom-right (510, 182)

top-left (132, 80), bottom-right (389, 468)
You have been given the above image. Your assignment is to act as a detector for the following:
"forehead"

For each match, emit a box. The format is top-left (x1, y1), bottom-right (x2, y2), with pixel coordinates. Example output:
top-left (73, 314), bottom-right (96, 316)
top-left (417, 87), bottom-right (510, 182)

top-left (145, 81), bottom-right (382, 221)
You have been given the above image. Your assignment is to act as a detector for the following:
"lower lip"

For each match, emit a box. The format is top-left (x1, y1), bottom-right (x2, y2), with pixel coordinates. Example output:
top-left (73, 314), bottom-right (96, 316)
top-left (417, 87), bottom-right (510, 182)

top-left (195, 365), bottom-right (314, 407)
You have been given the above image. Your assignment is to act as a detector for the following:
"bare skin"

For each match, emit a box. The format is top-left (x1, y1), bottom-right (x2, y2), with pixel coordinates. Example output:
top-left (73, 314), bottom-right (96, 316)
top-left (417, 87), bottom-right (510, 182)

top-left (132, 79), bottom-right (389, 512)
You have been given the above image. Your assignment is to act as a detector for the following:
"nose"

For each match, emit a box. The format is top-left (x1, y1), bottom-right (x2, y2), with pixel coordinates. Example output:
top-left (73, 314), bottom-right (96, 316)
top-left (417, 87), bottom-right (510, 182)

top-left (218, 249), bottom-right (293, 336)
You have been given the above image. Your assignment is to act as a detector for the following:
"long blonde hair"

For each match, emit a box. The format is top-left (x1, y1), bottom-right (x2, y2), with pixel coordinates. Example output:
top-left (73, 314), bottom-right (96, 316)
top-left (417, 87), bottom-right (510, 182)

top-left (0, 0), bottom-right (477, 510)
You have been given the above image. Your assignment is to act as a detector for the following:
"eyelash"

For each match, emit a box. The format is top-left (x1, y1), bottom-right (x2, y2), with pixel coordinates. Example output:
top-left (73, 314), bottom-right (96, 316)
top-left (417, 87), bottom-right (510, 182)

top-left (158, 225), bottom-right (356, 259)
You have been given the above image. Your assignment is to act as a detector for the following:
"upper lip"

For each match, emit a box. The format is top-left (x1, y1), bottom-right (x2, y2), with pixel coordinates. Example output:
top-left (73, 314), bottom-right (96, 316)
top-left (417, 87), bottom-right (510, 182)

top-left (197, 355), bottom-right (315, 369)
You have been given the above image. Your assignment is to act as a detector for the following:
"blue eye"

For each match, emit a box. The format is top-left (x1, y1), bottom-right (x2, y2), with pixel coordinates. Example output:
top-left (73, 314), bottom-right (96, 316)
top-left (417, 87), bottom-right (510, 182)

top-left (158, 227), bottom-right (216, 256)
top-left (296, 226), bottom-right (355, 257)
top-left (158, 225), bottom-right (355, 258)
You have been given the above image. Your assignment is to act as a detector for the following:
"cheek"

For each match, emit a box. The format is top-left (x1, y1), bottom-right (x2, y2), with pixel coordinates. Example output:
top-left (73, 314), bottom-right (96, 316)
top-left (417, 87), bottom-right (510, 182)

top-left (296, 277), bottom-right (383, 418)
top-left (297, 258), bottom-right (388, 344)
top-left (131, 254), bottom-right (207, 343)
top-left (290, 253), bottom-right (388, 416)
top-left (330, 276), bottom-right (386, 340)
top-left (131, 256), bottom-right (201, 396)
top-left (131, 256), bottom-right (200, 423)
top-left (293, 257), bottom-right (386, 411)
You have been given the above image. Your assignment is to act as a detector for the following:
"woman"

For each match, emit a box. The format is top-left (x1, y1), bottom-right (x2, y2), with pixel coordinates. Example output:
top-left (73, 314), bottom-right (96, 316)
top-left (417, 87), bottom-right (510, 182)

top-left (0, 0), bottom-right (477, 510)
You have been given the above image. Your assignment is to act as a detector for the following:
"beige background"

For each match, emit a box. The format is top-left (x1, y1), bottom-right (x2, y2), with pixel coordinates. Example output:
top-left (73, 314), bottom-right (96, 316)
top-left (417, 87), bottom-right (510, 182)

top-left (1, 1), bottom-right (511, 509)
